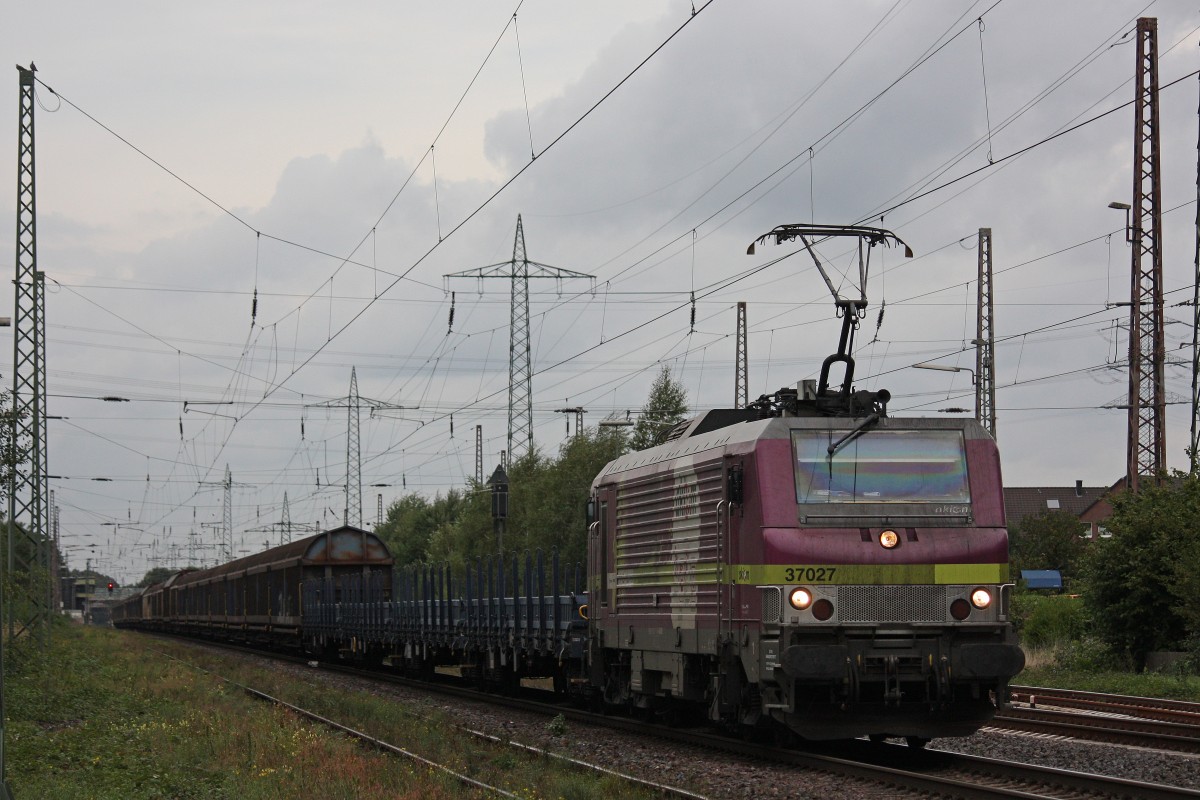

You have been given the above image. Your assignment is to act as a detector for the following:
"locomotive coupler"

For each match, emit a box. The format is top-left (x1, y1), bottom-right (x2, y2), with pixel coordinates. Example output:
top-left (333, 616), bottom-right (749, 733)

top-left (883, 655), bottom-right (902, 705)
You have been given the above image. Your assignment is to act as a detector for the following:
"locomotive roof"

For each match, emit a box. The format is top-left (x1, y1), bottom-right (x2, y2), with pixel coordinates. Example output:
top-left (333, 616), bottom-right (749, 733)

top-left (169, 525), bottom-right (393, 587)
top-left (596, 411), bottom-right (991, 485)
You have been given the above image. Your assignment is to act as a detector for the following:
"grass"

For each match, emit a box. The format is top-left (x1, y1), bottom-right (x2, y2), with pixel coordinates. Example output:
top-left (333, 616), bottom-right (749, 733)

top-left (5, 622), bottom-right (661, 800)
top-left (1016, 644), bottom-right (1200, 702)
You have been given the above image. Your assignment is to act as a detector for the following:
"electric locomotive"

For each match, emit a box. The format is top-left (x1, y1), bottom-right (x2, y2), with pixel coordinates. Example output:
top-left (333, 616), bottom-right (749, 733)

top-left (586, 224), bottom-right (1023, 744)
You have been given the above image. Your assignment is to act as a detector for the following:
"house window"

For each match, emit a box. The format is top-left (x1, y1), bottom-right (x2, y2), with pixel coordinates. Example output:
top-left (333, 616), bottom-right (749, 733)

top-left (1046, 499), bottom-right (1060, 509)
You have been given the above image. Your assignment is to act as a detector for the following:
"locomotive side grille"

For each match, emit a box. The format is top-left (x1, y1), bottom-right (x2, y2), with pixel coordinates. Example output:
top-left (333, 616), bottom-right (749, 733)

top-left (837, 585), bottom-right (946, 623)
top-left (761, 587), bottom-right (782, 624)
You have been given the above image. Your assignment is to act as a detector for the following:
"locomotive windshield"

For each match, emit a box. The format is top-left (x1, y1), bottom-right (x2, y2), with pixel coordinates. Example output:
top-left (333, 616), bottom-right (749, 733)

top-left (792, 429), bottom-right (970, 504)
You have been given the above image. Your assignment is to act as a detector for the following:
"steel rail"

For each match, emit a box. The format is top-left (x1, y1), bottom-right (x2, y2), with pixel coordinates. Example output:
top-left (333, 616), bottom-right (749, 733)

top-left (143, 634), bottom-right (1200, 799)
top-left (147, 638), bottom-right (711, 800)
top-left (993, 705), bottom-right (1200, 753)
top-left (1011, 685), bottom-right (1200, 724)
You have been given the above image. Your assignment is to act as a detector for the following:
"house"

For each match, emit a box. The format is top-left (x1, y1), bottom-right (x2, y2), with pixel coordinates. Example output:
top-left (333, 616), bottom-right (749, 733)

top-left (1003, 479), bottom-right (1117, 538)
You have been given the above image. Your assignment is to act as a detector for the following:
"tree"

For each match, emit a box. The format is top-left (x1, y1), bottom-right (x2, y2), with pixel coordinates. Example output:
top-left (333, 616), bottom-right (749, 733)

top-left (422, 427), bottom-right (629, 569)
top-left (138, 567), bottom-right (175, 588)
top-left (1081, 473), bottom-right (1200, 672)
top-left (517, 427), bottom-right (627, 563)
top-left (376, 490), bottom-right (470, 566)
top-left (0, 384), bottom-right (30, 504)
top-left (1163, 474), bottom-right (1200, 639)
top-left (1009, 511), bottom-right (1089, 581)
top-left (630, 365), bottom-right (689, 451)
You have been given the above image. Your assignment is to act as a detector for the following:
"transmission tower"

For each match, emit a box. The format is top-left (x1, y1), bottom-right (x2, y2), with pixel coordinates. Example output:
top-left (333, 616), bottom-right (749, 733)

top-left (281, 492), bottom-right (292, 545)
top-left (7, 63), bottom-right (52, 648)
top-left (1190, 67), bottom-right (1200, 475)
top-left (347, 368), bottom-right (361, 527)
top-left (734, 302), bottom-right (749, 408)
top-left (223, 466), bottom-right (233, 560)
top-left (475, 425), bottom-right (483, 484)
top-left (445, 216), bottom-right (594, 461)
top-left (308, 367), bottom-right (406, 527)
top-left (1125, 17), bottom-right (1167, 492)
top-left (975, 228), bottom-right (997, 439)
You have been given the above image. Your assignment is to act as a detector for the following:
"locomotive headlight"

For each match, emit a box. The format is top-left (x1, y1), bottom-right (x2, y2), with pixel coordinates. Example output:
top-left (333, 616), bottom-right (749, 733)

top-left (970, 588), bottom-right (992, 609)
top-left (789, 587), bottom-right (813, 610)
top-left (878, 529), bottom-right (900, 549)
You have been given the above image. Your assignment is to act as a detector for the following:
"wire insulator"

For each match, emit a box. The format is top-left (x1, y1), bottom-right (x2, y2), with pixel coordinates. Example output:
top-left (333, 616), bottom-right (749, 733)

top-left (251, 288), bottom-right (258, 324)
top-left (448, 291), bottom-right (456, 334)
top-left (690, 292), bottom-right (696, 332)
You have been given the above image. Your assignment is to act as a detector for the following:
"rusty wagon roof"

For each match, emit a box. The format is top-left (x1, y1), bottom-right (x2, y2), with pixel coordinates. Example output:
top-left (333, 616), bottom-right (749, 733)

top-left (170, 525), bottom-right (393, 587)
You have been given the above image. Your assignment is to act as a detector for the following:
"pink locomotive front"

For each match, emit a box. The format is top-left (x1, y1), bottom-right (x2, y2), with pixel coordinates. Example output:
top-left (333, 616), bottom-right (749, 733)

top-left (589, 411), bottom-right (1023, 743)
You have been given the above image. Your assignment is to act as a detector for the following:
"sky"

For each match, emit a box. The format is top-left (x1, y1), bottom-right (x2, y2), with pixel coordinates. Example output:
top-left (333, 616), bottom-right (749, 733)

top-left (2, 0), bottom-right (1199, 583)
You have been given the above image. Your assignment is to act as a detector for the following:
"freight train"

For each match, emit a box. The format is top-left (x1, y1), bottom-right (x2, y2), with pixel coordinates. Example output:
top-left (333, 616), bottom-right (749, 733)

top-left (112, 223), bottom-right (1024, 746)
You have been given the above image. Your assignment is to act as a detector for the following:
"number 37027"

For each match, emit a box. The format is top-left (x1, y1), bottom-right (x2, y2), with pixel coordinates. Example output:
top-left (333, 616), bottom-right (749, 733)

top-left (784, 567), bottom-right (837, 582)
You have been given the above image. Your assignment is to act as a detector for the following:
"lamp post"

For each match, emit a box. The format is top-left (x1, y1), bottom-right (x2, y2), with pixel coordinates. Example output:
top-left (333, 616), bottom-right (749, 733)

top-left (913, 363), bottom-right (978, 420)
top-left (1108, 201), bottom-right (1132, 243)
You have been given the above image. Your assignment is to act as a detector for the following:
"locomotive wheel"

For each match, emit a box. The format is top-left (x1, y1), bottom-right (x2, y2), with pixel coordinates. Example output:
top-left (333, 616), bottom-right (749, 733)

top-left (905, 736), bottom-right (929, 750)
top-left (868, 734), bottom-right (888, 745)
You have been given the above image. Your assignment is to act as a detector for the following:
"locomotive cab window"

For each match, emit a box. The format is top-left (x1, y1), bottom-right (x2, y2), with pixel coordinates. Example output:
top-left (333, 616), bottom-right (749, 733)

top-left (792, 429), bottom-right (970, 504)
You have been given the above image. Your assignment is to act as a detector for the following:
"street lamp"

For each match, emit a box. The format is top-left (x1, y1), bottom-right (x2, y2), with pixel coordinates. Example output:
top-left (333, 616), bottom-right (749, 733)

top-left (913, 362), bottom-right (978, 420)
top-left (1108, 201), bottom-right (1132, 243)
top-left (913, 362), bottom-right (976, 384)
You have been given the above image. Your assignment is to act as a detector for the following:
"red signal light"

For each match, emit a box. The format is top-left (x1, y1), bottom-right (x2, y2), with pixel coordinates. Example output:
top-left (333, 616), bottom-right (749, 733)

top-left (107, 582), bottom-right (115, 593)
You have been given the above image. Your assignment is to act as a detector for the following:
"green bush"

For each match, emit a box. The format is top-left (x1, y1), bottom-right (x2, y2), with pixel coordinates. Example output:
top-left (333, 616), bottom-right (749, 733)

top-left (1054, 636), bottom-right (1123, 672)
top-left (1019, 594), bottom-right (1087, 648)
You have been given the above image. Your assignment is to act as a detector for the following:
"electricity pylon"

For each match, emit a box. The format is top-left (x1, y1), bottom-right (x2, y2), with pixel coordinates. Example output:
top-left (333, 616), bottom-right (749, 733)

top-left (308, 367), bottom-right (406, 527)
top-left (1126, 17), bottom-right (1167, 492)
top-left (445, 216), bottom-right (594, 460)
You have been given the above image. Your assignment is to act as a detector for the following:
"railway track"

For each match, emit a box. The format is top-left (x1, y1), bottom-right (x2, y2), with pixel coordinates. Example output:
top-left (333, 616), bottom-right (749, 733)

top-left (147, 635), bottom-right (1200, 798)
top-left (994, 686), bottom-right (1200, 753)
top-left (150, 642), bottom-right (710, 800)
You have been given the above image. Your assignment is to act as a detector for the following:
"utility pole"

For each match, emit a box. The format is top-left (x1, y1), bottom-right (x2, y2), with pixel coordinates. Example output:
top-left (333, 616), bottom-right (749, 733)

top-left (5, 62), bottom-right (48, 800)
top-left (281, 492), bottom-right (292, 546)
top-left (1190, 65), bottom-right (1200, 475)
top-left (975, 228), bottom-right (997, 439)
top-left (1126, 17), bottom-right (1167, 492)
top-left (445, 216), bottom-right (594, 461)
top-left (555, 407), bottom-right (586, 436)
top-left (475, 425), bottom-right (483, 485)
top-left (734, 302), bottom-right (749, 409)
top-left (7, 63), bottom-right (52, 640)
top-left (199, 465), bottom-right (244, 561)
top-left (347, 369), bottom-right (361, 527)
top-left (307, 367), bottom-right (406, 528)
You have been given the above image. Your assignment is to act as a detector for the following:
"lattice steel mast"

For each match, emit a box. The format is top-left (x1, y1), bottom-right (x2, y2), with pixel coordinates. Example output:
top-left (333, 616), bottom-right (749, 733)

top-left (1126, 17), bottom-right (1167, 492)
top-left (347, 368), bottom-right (361, 527)
top-left (1190, 67), bottom-right (1200, 475)
top-left (7, 63), bottom-right (51, 643)
top-left (445, 216), bottom-right (594, 461)
top-left (222, 466), bottom-right (233, 560)
top-left (975, 228), bottom-right (997, 439)
top-left (734, 302), bottom-right (749, 408)
top-left (475, 424), bottom-right (483, 484)
top-left (308, 367), bottom-right (406, 527)
top-left (281, 492), bottom-right (292, 545)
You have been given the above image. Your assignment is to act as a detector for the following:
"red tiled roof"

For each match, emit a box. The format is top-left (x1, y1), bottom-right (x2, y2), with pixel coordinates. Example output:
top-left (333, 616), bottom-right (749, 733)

top-left (1003, 485), bottom-right (1112, 528)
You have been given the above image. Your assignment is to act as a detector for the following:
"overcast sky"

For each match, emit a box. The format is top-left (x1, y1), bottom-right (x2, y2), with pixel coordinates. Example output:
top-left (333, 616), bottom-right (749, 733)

top-left (3, 1), bottom-right (1199, 583)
